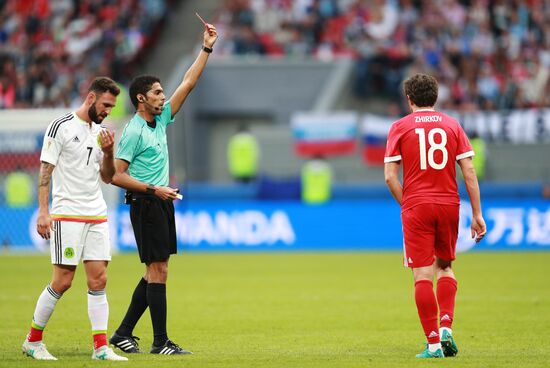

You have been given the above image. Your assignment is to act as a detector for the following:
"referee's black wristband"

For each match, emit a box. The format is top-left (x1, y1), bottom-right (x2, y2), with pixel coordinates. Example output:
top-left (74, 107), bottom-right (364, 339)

top-left (145, 184), bottom-right (156, 194)
top-left (202, 45), bottom-right (213, 54)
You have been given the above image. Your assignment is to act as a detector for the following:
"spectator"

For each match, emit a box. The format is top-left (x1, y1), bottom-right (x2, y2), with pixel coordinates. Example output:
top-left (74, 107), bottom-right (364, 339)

top-left (301, 155), bottom-right (332, 204)
top-left (469, 132), bottom-right (487, 181)
top-left (227, 125), bottom-right (260, 183)
top-left (0, 56), bottom-right (16, 108)
top-left (4, 167), bottom-right (33, 207)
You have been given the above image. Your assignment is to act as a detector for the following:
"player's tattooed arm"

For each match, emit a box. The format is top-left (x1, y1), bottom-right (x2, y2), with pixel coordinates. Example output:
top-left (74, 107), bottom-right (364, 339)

top-left (37, 161), bottom-right (55, 239)
top-left (38, 162), bottom-right (55, 188)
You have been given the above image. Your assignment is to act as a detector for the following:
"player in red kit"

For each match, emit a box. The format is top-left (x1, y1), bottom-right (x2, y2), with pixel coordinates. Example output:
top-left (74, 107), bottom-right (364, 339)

top-left (384, 74), bottom-right (487, 358)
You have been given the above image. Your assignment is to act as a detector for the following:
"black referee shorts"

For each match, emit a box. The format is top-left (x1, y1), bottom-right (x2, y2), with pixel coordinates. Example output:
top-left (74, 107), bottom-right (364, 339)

top-left (129, 193), bottom-right (177, 264)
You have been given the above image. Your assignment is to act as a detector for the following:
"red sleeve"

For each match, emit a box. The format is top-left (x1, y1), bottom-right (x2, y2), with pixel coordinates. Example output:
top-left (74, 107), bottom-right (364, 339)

top-left (384, 123), bottom-right (402, 163)
top-left (455, 125), bottom-right (474, 161)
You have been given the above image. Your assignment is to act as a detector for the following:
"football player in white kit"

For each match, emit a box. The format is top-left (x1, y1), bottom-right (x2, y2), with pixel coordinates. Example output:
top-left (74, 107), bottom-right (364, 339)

top-left (22, 77), bottom-right (127, 361)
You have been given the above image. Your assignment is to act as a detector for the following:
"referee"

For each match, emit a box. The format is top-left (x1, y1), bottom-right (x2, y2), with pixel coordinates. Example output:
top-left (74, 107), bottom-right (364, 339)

top-left (109, 23), bottom-right (217, 355)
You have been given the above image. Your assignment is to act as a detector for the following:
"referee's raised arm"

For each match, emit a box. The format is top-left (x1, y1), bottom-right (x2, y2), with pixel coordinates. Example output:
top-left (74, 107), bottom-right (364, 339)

top-left (169, 22), bottom-right (218, 117)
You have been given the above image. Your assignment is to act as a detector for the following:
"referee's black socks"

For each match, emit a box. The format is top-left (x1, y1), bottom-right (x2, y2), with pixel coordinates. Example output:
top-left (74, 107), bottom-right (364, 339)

top-left (147, 283), bottom-right (168, 346)
top-left (116, 277), bottom-right (148, 337)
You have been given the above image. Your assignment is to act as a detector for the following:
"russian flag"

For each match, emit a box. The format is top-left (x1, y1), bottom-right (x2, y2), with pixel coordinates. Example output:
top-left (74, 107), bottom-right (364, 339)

top-left (291, 112), bottom-right (358, 157)
top-left (361, 114), bottom-right (393, 166)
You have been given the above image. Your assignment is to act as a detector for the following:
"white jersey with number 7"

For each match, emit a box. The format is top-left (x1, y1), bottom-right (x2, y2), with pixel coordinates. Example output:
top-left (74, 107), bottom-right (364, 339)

top-left (40, 112), bottom-right (108, 223)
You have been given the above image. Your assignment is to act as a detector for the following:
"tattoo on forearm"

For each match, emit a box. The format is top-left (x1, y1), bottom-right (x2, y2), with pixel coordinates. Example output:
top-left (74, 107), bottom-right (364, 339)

top-left (38, 162), bottom-right (55, 187)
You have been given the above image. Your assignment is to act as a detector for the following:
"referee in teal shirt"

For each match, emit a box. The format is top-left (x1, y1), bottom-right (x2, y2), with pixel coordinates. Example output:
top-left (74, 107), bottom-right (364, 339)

top-left (109, 22), bottom-right (218, 356)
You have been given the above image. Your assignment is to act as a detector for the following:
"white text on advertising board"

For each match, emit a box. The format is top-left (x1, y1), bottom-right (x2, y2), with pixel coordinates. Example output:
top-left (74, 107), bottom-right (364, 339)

top-left (176, 210), bottom-right (296, 246)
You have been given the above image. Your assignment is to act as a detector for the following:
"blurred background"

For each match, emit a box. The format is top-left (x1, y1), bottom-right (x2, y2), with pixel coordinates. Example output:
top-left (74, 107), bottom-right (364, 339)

top-left (0, 0), bottom-right (549, 253)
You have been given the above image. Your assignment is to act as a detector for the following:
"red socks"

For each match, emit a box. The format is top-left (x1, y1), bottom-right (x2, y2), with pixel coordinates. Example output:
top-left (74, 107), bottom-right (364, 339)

top-left (29, 326), bottom-right (108, 350)
top-left (93, 333), bottom-right (107, 350)
top-left (28, 327), bottom-right (43, 342)
top-left (415, 277), bottom-right (458, 344)
top-left (437, 277), bottom-right (458, 329)
top-left (415, 279), bottom-right (440, 344)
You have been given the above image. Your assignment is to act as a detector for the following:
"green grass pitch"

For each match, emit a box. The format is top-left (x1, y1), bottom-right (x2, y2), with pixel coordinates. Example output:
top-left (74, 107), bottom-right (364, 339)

top-left (1, 252), bottom-right (549, 367)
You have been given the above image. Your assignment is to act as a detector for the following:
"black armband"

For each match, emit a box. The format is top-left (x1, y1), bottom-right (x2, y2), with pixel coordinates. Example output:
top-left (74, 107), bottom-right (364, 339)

top-left (202, 45), bottom-right (213, 54)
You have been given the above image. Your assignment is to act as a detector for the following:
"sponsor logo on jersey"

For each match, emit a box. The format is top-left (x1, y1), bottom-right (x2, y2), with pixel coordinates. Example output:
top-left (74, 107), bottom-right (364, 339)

top-left (72, 136), bottom-right (80, 143)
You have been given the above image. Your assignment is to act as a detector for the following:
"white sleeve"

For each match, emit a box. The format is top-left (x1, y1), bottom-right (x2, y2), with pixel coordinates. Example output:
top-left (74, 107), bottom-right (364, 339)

top-left (40, 122), bottom-right (64, 166)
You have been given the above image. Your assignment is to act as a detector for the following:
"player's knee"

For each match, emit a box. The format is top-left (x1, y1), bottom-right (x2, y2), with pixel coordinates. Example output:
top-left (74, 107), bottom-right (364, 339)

top-left (413, 274), bottom-right (432, 283)
top-left (152, 269), bottom-right (168, 282)
top-left (412, 265), bottom-right (434, 282)
top-left (436, 258), bottom-right (452, 271)
top-left (438, 264), bottom-right (452, 273)
top-left (52, 279), bottom-right (72, 293)
top-left (147, 263), bottom-right (168, 282)
top-left (88, 273), bottom-right (107, 290)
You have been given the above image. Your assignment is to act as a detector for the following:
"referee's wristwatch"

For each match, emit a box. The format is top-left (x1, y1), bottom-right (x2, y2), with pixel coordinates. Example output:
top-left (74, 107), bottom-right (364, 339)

top-left (146, 184), bottom-right (156, 194)
top-left (202, 45), bottom-right (213, 54)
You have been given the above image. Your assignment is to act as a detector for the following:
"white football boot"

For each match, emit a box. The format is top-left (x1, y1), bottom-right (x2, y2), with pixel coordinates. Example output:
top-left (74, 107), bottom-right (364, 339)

top-left (22, 338), bottom-right (58, 360)
top-left (92, 345), bottom-right (129, 361)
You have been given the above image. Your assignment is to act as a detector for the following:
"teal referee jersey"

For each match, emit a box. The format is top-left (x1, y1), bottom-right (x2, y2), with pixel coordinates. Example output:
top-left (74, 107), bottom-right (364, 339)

top-left (116, 102), bottom-right (174, 186)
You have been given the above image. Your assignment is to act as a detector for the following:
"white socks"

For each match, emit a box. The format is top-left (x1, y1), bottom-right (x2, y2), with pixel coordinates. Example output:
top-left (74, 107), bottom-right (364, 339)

top-left (31, 286), bottom-right (109, 336)
top-left (32, 285), bottom-right (61, 329)
top-left (87, 290), bottom-right (109, 333)
top-left (428, 342), bottom-right (442, 353)
top-left (428, 328), bottom-right (452, 353)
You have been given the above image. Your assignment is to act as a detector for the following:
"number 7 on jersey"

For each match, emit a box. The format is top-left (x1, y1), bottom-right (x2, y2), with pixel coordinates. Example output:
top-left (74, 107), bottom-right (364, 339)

top-left (86, 146), bottom-right (93, 165)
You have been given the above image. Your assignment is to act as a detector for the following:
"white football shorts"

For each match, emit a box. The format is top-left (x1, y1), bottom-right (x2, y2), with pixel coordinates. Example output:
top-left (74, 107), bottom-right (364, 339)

top-left (50, 221), bottom-right (112, 265)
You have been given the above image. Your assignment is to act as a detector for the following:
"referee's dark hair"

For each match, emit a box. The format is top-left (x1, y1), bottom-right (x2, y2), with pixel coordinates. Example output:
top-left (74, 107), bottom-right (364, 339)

top-left (129, 75), bottom-right (161, 108)
top-left (89, 77), bottom-right (120, 96)
top-left (403, 73), bottom-right (438, 108)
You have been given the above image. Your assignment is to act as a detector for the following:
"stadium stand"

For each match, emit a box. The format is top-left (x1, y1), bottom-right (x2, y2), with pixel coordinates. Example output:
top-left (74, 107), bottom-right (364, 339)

top-left (0, 0), bottom-right (170, 108)
top-left (213, 0), bottom-right (550, 111)
top-left (2, 0), bottom-right (549, 112)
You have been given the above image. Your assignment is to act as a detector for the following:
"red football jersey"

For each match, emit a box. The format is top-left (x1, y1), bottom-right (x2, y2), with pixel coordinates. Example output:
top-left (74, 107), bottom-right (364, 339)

top-left (384, 109), bottom-right (474, 211)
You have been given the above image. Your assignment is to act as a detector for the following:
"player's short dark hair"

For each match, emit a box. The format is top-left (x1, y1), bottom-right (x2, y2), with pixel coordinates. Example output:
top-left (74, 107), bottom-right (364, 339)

top-left (129, 75), bottom-right (161, 108)
top-left (403, 74), bottom-right (438, 108)
top-left (89, 77), bottom-right (120, 97)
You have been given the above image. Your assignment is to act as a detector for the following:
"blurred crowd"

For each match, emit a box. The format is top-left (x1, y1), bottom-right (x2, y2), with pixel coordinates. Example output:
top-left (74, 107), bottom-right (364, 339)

top-left (214, 0), bottom-right (550, 111)
top-left (0, 0), bottom-right (168, 108)
top-left (2, 0), bottom-right (550, 112)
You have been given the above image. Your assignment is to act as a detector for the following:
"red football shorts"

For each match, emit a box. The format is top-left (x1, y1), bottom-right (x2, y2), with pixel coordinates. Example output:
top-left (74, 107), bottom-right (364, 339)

top-left (401, 203), bottom-right (459, 268)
